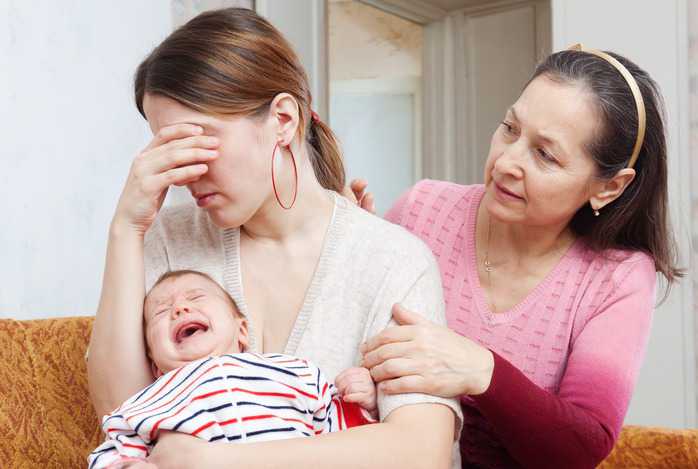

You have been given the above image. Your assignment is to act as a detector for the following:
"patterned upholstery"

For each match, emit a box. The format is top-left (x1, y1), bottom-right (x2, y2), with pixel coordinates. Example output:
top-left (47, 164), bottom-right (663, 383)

top-left (600, 425), bottom-right (698, 468)
top-left (0, 316), bottom-right (696, 468)
top-left (0, 317), bottom-right (101, 468)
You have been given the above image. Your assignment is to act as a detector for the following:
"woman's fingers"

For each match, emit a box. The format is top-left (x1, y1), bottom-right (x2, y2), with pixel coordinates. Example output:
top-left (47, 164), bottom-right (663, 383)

top-left (341, 185), bottom-right (359, 204)
top-left (391, 303), bottom-right (431, 326)
top-left (343, 179), bottom-right (376, 214)
top-left (360, 325), bottom-right (417, 354)
top-left (360, 193), bottom-right (376, 214)
top-left (143, 137), bottom-right (219, 174)
top-left (361, 341), bottom-right (413, 369)
top-left (349, 179), bottom-right (378, 214)
top-left (148, 164), bottom-right (209, 191)
top-left (350, 178), bottom-right (368, 196)
top-left (379, 375), bottom-right (429, 395)
top-left (142, 123), bottom-right (204, 152)
top-left (369, 357), bottom-right (417, 383)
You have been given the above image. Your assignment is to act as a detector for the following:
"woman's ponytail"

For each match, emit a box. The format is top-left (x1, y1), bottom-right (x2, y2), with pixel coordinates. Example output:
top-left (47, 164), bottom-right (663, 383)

top-left (307, 119), bottom-right (345, 193)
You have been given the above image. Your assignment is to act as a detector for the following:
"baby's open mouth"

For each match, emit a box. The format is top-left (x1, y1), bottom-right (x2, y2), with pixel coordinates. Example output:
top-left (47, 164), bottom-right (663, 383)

top-left (174, 321), bottom-right (209, 344)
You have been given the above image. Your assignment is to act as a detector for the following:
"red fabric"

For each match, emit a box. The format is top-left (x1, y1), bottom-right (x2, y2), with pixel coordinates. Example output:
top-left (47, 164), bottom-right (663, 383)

top-left (339, 399), bottom-right (375, 428)
top-left (470, 352), bottom-right (614, 469)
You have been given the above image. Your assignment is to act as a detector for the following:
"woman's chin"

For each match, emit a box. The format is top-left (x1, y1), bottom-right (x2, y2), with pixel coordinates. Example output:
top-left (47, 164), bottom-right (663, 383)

top-left (206, 206), bottom-right (253, 230)
top-left (483, 191), bottom-right (525, 224)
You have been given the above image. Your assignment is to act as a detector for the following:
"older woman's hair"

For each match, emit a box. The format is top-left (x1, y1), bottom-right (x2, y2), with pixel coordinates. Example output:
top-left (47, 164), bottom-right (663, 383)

top-left (529, 50), bottom-right (682, 287)
top-left (134, 7), bottom-right (345, 192)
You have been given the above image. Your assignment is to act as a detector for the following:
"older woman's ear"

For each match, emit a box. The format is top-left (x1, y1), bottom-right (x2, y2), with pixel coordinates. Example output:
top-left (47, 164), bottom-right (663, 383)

top-left (589, 168), bottom-right (636, 211)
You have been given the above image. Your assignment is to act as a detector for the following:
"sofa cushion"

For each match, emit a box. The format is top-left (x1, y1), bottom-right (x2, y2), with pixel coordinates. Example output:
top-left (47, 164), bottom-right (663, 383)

top-left (0, 316), bottom-right (101, 468)
top-left (1, 316), bottom-right (697, 468)
top-left (600, 425), bottom-right (698, 468)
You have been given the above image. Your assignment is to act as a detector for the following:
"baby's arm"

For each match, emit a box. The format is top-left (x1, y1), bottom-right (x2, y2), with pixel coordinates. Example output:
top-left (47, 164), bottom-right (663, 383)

top-left (88, 411), bottom-right (152, 469)
top-left (335, 367), bottom-right (378, 421)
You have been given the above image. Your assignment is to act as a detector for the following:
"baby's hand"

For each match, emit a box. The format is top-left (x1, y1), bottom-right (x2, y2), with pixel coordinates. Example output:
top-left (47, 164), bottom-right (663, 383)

top-left (335, 367), bottom-right (377, 417)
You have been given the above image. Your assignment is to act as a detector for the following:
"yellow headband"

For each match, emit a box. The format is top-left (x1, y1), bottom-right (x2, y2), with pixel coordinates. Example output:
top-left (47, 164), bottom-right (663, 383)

top-left (568, 43), bottom-right (646, 169)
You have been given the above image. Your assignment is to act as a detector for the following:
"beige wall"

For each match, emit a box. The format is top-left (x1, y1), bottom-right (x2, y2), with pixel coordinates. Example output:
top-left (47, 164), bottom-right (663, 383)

top-left (329, 0), bottom-right (422, 81)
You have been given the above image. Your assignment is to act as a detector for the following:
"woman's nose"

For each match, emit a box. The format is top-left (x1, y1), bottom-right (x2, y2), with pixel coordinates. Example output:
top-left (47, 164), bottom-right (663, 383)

top-left (494, 142), bottom-right (525, 179)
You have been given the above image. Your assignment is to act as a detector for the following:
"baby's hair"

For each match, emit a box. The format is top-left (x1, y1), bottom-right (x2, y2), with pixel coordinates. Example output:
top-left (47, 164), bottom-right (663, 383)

top-left (146, 269), bottom-right (239, 313)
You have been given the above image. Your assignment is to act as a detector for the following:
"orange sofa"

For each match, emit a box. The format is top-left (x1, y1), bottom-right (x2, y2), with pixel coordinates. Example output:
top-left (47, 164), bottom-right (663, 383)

top-left (1, 317), bottom-right (696, 468)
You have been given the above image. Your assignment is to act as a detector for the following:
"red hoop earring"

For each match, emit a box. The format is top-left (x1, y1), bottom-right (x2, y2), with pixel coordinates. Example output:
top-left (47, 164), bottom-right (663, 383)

top-left (271, 141), bottom-right (298, 210)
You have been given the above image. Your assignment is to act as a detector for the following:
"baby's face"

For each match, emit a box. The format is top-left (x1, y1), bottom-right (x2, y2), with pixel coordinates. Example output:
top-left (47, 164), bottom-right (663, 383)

top-left (144, 273), bottom-right (248, 376)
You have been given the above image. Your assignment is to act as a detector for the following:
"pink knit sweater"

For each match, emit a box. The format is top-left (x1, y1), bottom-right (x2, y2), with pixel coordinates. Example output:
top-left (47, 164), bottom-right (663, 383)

top-left (385, 181), bottom-right (657, 469)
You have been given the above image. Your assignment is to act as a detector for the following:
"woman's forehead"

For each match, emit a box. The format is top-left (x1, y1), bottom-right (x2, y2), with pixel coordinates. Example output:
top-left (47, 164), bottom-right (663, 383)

top-left (142, 93), bottom-right (219, 133)
top-left (514, 76), bottom-right (598, 148)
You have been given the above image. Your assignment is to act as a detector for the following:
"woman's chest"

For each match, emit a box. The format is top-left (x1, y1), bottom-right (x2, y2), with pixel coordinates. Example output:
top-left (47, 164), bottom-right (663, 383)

top-left (240, 251), bottom-right (321, 353)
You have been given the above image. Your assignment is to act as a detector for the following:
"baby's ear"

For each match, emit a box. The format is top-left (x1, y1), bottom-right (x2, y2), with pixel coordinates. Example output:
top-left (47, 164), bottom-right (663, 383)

top-left (238, 317), bottom-right (250, 351)
top-left (150, 359), bottom-right (163, 379)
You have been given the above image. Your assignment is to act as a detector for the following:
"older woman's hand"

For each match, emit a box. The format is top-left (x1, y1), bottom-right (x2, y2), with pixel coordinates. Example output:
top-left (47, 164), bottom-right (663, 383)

top-left (342, 178), bottom-right (376, 214)
top-left (360, 304), bottom-right (495, 397)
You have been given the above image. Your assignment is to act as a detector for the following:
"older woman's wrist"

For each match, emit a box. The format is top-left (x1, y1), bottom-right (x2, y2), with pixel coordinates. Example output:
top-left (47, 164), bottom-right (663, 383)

top-left (469, 348), bottom-right (495, 396)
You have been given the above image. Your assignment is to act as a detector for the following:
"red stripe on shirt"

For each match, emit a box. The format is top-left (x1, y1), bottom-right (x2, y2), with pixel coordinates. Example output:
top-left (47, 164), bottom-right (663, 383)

top-left (121, 442), bottom-right (148, 452)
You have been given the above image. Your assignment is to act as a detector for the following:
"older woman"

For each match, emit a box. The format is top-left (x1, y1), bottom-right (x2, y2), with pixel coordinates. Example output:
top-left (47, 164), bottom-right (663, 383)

top-left (354, 47), bottom-right (680, 468)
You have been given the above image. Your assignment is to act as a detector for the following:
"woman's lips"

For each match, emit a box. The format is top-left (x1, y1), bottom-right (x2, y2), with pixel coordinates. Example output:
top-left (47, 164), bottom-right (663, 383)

top-left (494, 182), bottom-right (524, 202)
top-left (196, 193), bottom-right (217, 208)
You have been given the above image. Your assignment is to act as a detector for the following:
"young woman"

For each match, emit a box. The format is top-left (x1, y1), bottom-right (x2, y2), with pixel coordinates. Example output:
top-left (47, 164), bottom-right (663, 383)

top-left (87, 8), bottom-right (460, 469)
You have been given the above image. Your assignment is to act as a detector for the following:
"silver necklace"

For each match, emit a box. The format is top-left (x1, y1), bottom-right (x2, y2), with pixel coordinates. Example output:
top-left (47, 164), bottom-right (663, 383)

top-left (483, 216), bottom-right (497, 313)
top-left (484, 216), bottom-right (572, 314)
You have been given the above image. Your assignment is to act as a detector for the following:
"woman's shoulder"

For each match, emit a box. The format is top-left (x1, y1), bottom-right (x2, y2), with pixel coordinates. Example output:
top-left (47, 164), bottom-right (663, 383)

top-left (577, 244), bottom-right (656, 288)
top-left (385, 180), bottom-right (483, 228)
top-left (571, 245), bottom-right (657, 327)
top-left (338, 194), bottom-right (438, 270)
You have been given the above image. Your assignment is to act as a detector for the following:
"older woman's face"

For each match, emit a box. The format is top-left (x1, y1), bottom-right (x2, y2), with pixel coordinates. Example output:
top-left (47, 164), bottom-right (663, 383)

top-left (482, 75), bottom-right (600, 227)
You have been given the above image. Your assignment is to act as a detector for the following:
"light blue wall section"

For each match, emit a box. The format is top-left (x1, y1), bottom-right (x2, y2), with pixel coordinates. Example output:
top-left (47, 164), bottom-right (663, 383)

top-left (0, 1), bottom-right (172, 318)
top-left (330, 92), bottom-right (416, 216)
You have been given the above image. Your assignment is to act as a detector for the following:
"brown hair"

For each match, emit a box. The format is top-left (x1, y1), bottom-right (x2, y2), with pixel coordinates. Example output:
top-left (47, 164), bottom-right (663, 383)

top-left (529, 50), bottom-right (683, 287)
top-left (134, 7), bottom-right (345, 192)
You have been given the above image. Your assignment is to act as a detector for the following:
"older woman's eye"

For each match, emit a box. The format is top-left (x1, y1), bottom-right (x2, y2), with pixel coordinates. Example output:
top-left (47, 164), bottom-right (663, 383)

top-left (536, 148), bottom-right (557, 164)
top-left (500, 121), bottom-right (515, 134)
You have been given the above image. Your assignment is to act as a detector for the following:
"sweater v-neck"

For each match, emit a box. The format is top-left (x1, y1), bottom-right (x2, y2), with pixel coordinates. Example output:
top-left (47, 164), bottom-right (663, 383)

top-left (221, 191), bottom-right (345, 354)
top-left (464, 186), bottom-right (582, 325)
